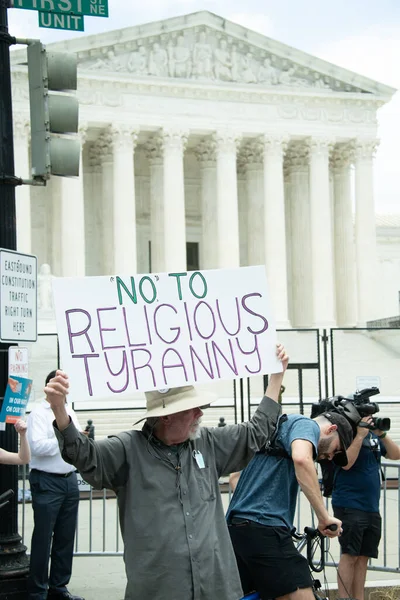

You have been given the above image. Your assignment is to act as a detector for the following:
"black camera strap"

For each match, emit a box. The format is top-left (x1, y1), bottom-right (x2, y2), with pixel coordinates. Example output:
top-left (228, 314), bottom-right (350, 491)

top-left (362, 434), bottom-right (385, 481)
top-left (262, 414), bottom-right (290, 459)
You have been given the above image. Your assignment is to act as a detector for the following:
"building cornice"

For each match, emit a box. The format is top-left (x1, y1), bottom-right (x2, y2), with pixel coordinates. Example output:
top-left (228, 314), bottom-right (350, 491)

top-left (11, 66), bottom-right (385, 122)
top-left (10, 11), bottom-right (396, 100)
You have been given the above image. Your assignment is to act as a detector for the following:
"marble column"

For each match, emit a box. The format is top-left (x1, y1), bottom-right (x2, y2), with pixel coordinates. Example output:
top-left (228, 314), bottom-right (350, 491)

top-left (13, 116), bottom-right (32, 254)
top-left (195, 139), bottom-right (218, 270)
top-left (286, 144), bottom-right (313, 327)
top-left (263, 135), bottom-right (290, 327)
top-left (161, 129), bottom-right (188, 272)
top-left (284, 164), bottom-right (293, 325)
top-left (332, 144), bottom-right (357, 326)
top-left (308, 138), bottom-right (336, 326)
top-left (146, 136), bottom-right (164, 273)
top-left (87, 143), bottom-right (103, 275)
top-left (60, 125), bottom-right (87, 277)
top-left (242, 141), bottom-right (264, 267)
top-left (236, 159), bottom-right (248, 267)
top-left (214, 132), bottom-right (241, 268)
top-left (98, 131), bottom-right (114, 275)
top-left (354, 139), bottom-right (380, 324)
top-left (110, 125), bottom-right (138, 275)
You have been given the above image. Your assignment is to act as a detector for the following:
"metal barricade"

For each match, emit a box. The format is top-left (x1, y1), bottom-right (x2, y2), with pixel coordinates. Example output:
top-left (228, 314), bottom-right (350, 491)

top-left (18, 462), bottom-right (400, 573)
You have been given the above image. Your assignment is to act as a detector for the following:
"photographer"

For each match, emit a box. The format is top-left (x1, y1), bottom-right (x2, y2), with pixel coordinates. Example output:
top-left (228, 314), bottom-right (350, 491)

top-left (333, 415), bottom-right (400, 600)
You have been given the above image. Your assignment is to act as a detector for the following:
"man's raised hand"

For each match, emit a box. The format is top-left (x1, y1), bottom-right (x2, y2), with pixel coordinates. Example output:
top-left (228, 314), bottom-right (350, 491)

top-left (276, 342), bottom-right (289, 373)
top-left (44, 370), bottom-right (69, 410)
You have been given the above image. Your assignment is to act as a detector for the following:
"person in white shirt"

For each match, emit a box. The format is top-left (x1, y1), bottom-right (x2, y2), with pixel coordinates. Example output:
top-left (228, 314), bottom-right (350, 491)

top-left (27, 370), bottom-right (85, 600)
top-left (0, 419), bottom-right (30, 465)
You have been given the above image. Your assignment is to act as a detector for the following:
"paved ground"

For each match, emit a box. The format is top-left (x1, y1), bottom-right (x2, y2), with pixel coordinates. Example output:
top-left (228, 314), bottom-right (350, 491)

top-left (18, 488), bottom-right (400, 600)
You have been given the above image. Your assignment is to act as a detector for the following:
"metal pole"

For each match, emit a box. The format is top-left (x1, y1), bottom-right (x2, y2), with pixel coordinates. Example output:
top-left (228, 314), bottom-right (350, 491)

top-left (0, 0), bottom-right (29, 594)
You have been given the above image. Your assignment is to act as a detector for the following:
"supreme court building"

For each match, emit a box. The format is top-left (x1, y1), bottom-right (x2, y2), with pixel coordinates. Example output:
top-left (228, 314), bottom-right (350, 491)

top-left (10, 11), bottom-right (398, 330)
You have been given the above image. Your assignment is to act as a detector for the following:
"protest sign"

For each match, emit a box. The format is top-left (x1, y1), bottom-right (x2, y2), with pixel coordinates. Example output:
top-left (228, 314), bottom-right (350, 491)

top-left (0, 376), bottom-right (33, 424)
top-left (52, 266), bottom-right (281, 400)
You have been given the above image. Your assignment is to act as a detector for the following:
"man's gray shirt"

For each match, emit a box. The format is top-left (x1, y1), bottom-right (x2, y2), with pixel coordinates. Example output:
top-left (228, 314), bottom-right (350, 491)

top-left (55, 396), bottom-right (281, 600)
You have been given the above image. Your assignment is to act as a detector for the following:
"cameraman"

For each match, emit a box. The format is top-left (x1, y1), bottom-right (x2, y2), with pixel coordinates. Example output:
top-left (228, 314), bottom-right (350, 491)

top-left (332, 416), bottom-right (400, 600)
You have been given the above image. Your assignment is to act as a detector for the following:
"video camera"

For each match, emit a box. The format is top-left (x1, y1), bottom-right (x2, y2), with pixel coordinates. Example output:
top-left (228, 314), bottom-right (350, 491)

top-left (311, 387), bottom-right (390, 433)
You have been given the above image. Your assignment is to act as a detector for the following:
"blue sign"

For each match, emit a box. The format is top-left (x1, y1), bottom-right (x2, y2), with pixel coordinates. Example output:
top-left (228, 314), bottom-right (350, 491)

top-left (0, 376), bottom-right (33, 424)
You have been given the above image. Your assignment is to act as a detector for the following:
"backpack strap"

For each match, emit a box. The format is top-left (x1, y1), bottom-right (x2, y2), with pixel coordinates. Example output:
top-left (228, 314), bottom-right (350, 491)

top-left (262, 414), bottom-right (290, 459)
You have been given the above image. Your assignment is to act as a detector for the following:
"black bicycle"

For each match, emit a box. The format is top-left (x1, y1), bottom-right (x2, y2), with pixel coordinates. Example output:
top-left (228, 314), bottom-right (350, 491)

top-left (292, 525), bottom-right (335, 600)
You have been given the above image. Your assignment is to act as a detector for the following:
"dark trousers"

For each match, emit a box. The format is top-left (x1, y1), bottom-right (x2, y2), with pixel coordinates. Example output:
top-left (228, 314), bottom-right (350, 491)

top-left (28, 470), bottom-right (79, 600)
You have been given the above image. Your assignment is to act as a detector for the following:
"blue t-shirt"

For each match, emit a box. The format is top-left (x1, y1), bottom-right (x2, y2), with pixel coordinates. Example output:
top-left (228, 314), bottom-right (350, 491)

top-left (226, 414), bottom-right (320, 530)
top-left (332, 432), bottom-right (386, 513)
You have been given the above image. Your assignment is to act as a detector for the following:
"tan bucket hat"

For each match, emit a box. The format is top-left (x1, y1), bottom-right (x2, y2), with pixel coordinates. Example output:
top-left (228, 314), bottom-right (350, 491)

top-left (133, 385), bottom-right (216, 425)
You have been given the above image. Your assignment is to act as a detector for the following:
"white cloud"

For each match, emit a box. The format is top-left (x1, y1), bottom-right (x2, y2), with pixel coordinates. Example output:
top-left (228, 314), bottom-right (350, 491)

top-left (316, 28), bottom-right (400, 215)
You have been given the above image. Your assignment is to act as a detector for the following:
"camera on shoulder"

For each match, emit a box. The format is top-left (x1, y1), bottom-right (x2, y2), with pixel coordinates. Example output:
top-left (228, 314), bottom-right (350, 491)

top-left (311, 387), bottom-right (390, 434)
top-left (311, 387), bottom-right (390, 497)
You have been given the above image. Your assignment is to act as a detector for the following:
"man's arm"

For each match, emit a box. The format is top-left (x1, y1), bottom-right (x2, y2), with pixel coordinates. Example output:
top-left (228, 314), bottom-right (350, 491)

top-left (15, 420), bottom-right (30, 464)
top-left (46, 371), bottom-right (128, 490)
top-left (264, 342), bottom-right (287, 402)
top-left (376, 432), bottom-right (400, 461)
top-left (291, 439), bottom-right (342, 537)
top-left (342, 416), bottom-right (372, 470)
top-left (212, 343), bottom-right (288, 477)
top-left (229, 471), bottom-right (241, 493)
top-left (0, 420), bottom-right (30, 465)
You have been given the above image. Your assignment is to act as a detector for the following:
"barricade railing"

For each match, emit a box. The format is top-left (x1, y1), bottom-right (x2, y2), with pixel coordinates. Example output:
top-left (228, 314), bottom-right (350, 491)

top-left (17, 461), bottom-right (400, 572)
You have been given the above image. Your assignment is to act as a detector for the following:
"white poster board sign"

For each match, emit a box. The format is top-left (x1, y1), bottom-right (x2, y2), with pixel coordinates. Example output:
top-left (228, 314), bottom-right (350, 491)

top-left (52, 266), bottom-right (281, 400)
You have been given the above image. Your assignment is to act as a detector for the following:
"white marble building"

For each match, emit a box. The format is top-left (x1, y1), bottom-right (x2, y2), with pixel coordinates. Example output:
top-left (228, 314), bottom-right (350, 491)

top-left (10, 11), bottom-right (399, 330)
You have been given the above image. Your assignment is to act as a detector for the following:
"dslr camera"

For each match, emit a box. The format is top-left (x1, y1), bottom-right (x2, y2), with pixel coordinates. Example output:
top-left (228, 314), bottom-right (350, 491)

top-left (311, 387), bottom-right (390, 433)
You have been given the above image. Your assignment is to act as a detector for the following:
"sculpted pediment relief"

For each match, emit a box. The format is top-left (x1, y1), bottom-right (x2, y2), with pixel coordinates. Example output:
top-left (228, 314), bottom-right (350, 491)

top-left (79, 27), bottom-right (365, 94)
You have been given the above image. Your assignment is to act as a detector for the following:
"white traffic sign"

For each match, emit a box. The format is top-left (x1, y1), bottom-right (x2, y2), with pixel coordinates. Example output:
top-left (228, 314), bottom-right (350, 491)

top-left (8, 346), bottom-right (29, 379)
top-left (0, 249), bottom-right (38, 343)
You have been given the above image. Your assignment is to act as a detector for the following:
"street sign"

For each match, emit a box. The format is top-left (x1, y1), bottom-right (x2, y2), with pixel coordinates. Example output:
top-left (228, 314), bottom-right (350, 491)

top-left (0, 249), bottom-right (38, 343)
top-left (39, 10), bottom-right (84, 31)
top-left (8, 346), bottom-right (29, 379)
top-left (12, 0), bottom-right (108, 17)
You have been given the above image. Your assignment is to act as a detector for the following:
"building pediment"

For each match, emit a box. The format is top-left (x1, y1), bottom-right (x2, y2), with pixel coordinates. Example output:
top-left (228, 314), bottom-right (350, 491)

top-left (77, 25), bottom-right (359, 93)
top-left (11, 11), bottom-right (395, 99)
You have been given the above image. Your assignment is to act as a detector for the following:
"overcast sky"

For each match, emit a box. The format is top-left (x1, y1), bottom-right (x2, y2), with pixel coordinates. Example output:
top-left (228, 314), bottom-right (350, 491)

top-left (8, 0), bottom-right (400, 214)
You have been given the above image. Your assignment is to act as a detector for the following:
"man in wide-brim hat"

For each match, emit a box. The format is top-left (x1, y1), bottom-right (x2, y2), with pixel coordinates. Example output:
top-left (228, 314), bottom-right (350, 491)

top-left (46, 343), bottom-right (288, 600)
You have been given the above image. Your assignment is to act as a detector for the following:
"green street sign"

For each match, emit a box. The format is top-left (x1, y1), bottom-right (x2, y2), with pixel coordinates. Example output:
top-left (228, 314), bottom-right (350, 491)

top-left (38, 10), bottom-right (84, 31)
top-left (13, 0), bottom-right (108, 18)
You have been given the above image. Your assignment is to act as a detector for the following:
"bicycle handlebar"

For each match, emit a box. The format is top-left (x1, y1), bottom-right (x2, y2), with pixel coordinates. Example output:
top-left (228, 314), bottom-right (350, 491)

top-left (0, 489), bottom-right (14, 504)
top-left (304, 523), bottom-right (337, 537)
top-left (0, 489), bottom-right (14, 510)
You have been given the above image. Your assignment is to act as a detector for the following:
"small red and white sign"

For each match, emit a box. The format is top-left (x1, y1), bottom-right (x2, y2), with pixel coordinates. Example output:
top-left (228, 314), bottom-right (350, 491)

top-left (8, 346), bottom-right (29, 379)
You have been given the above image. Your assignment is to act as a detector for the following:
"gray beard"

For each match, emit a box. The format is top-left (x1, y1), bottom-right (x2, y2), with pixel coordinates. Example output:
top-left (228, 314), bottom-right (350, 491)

top-left (189, 421), bottom-right (202, 441)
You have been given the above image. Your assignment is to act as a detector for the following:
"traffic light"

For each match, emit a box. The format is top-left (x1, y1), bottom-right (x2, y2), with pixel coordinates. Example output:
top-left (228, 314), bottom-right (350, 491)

top-left (27, 41), bottom-right (80, 180)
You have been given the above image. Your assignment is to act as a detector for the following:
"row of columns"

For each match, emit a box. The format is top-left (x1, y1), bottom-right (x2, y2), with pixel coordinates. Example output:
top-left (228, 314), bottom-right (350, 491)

top-left (12, 118), bottom-right (380, 327)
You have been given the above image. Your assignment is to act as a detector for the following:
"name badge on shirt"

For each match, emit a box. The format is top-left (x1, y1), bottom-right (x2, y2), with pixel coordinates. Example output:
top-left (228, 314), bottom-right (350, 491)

top-left (193, 450), bottom-right (205, 469)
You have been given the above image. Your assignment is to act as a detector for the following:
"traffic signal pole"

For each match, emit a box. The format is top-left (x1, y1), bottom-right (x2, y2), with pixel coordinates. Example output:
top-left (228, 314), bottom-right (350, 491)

top-left (0, 5), bottom-right (79, 593)
top-left (0, 0), bottom-right (30, 596)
